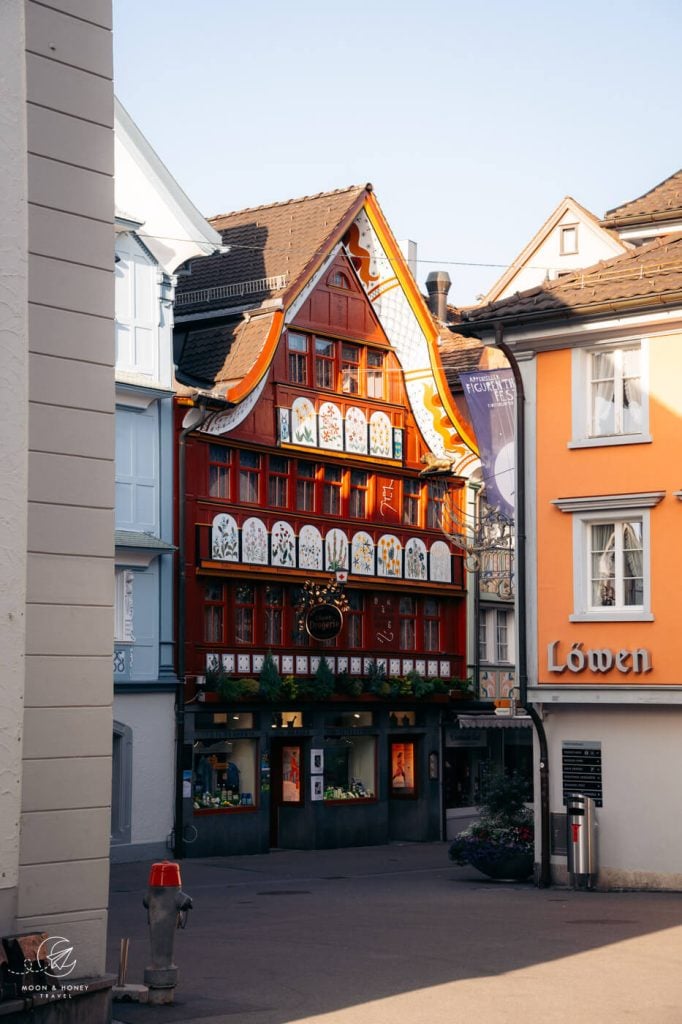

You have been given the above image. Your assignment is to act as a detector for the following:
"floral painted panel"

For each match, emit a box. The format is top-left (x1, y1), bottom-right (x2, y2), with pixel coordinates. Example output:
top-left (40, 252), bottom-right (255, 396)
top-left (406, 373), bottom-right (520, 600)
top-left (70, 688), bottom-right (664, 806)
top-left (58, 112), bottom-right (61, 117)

top-left (278, 407), bottom-right (291, 443)
top-left (429, 540), bottom-right (452, 582)
top-left (242, 517), bottom-right (268, 565)
top-left (281, 655), bottom-right (294, 674)
top-left (337, 657), bottom-right (348, 674)
top-left (252, 654), bottom-right (265, 673)
top-left (292, 396), bottom-right (317, 447)
top-left (295, 655), bottom-right (309, 675)
top-left (221, 653), bottom-right (235, 673)
top-left (389, 659), bottom-right (401, 677)
top-left (377, 534), bottom-right (402, 577)
top-left (351, 531), bottom-right (375, 575)
top-left (345, 406), bottom-right (368, 454)
top-left (350, 657), bottom-right (362, 675)
top-left (404, 538), bottom-right (427, 580)
top-left (325, 528), bottom-right (349, 572)
top-left (319, 402), bottom-right (343, 451)
top-left (212, 513), bottom-right (239, 562)
top-left (238, 654), bottom-right (250, 674)
top-left (392, 428), bottom-right (403, 461)
top-left (427, 660), bottom-right (439, 678)
top-left (440, 660), bottom-right (451, 678)
top-left (299, 524), bottom-right (323, 571)
top-left (206, 652), bottom-right (219, 673)
top-left (271, 520), bottom-right (296, 567)
top-left (369, 411), bottom-right (392, 458)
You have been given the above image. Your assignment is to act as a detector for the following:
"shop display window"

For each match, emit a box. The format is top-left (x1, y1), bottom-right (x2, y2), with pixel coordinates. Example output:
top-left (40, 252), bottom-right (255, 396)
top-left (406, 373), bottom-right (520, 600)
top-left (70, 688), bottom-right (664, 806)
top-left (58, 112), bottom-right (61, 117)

top-left (323, 736), bottom-right (376, 800)
top-left (388, 710), bottom-right (415, 728)
top-left (325, 710), bottom-right (373, 728)
top-left (282, 745), bottom-right (302, 803)
top-left (390, 741), bottom-right (417, 797)
top-left (196, 711), bottom-right (255, 728)
top-left (193, 738), bottom-right (257, 811)
top-left (271, 711), bottom-right (304, 729)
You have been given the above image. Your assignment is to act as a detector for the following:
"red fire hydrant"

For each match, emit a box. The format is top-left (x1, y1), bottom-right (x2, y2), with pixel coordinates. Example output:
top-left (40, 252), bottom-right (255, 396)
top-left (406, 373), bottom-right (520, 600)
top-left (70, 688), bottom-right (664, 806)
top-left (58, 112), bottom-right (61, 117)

top-left (142, 861), bottom-right (192, 1004)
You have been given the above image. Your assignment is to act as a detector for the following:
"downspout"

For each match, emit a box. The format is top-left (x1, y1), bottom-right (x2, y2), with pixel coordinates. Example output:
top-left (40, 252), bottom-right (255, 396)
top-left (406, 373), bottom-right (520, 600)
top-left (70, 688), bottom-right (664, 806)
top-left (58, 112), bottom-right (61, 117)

top-left (173, 403), bottom-right (210, 859)
top-left (493, 322), bottom-right (551, 888)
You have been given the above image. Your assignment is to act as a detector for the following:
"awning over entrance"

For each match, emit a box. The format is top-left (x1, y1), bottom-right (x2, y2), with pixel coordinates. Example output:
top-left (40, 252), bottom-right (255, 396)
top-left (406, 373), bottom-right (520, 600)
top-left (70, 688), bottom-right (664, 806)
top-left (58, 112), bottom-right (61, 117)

top-left (457, 714), bottom-right (532, 730)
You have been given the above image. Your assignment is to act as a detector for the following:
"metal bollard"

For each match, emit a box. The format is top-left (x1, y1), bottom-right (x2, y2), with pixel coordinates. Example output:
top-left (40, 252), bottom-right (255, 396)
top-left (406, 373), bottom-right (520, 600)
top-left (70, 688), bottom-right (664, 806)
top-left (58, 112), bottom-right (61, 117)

top-left (566, 793), bottom-right (598, 889)
top-left (142, 860), bottom-right (192, 1005)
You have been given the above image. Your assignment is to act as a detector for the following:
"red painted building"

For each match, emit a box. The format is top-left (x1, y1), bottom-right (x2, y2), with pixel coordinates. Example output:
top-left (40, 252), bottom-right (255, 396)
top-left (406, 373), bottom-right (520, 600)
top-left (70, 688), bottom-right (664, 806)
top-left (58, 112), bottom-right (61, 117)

top-left (173, 184), bottom-right (479, 854)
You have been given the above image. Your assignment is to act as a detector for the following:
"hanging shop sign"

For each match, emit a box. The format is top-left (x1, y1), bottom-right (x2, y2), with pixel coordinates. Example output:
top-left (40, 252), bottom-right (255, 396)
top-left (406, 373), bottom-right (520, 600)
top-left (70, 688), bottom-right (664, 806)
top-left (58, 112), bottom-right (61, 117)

top-left (548, 641), bottom-right (652, 675)
top-left (306, 603), bottom-right (343, 641)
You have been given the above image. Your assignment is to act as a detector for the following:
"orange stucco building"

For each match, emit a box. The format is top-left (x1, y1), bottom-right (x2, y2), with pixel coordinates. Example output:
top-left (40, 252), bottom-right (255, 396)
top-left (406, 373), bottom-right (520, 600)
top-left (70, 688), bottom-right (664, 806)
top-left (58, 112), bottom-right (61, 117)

top-left (458, 171), bottom-right (682, 888)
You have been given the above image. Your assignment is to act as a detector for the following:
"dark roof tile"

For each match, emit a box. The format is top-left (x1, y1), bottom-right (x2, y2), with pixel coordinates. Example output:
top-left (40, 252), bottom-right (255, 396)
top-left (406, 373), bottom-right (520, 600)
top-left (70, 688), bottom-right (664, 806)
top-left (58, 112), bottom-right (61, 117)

top-left (602, 170), bottom-right (682, 226)
top-left (461, 233), bottom-right (682, 326)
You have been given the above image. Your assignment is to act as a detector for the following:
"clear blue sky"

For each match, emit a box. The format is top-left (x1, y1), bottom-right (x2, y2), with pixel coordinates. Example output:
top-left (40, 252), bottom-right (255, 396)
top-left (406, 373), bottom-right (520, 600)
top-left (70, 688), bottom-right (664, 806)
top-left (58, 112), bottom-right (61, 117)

top-left (113, 0), bottom-right (682, 305)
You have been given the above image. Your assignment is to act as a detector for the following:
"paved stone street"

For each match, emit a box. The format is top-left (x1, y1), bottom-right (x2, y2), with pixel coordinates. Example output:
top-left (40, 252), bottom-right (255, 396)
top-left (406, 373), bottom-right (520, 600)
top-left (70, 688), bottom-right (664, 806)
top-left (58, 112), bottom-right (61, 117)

top-left (109, 843), bottom-right (682, 1024)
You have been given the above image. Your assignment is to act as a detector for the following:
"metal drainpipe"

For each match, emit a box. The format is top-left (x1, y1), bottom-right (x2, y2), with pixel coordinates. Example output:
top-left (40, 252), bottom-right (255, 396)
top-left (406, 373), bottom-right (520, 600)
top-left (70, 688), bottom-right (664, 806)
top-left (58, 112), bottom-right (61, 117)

top-left (173, 405), bottom-right (209, 859)
top-left (493, 322), bottom-right (551, 888)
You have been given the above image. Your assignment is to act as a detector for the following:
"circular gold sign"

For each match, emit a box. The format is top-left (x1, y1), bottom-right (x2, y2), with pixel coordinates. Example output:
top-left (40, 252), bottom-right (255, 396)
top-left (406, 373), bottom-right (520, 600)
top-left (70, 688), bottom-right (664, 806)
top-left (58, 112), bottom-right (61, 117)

top-left (305, 603), bottom-right (343, 641)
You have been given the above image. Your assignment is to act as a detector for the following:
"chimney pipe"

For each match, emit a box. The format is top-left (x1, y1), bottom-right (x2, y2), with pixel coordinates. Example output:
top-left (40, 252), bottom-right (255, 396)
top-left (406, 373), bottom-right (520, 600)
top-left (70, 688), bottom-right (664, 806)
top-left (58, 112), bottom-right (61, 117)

top-left (425, 270), bottom-right (451, 322)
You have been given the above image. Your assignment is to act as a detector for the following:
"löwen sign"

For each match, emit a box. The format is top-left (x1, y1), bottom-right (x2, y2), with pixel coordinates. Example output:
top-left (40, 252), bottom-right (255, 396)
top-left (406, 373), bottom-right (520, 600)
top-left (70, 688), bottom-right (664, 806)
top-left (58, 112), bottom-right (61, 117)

top-left (306, 604), bottom-right (343, 641)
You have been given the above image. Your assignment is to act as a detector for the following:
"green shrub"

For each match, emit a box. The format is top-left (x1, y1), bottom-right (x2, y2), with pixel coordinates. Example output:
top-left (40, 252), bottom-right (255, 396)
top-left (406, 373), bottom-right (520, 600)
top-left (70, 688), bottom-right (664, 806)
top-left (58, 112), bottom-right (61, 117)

top-left (282, 675), bottom-right (298, 700)
top-left (217, 675), bottom-right (244, 701)
top-left (259, 653), bottom-right (283, 701)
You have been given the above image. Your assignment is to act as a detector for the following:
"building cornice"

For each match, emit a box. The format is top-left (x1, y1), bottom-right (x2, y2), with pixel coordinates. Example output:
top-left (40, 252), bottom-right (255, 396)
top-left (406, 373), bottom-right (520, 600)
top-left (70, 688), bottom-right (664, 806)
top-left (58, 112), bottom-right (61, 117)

top-left (552, 492), bottom-right (665, 513)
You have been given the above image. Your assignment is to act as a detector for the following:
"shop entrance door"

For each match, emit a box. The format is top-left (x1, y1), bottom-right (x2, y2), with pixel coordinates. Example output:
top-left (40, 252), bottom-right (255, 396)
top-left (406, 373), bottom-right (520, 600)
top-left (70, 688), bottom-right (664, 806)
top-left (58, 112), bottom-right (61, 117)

top-left (269, 741), bottom-right (303, 848)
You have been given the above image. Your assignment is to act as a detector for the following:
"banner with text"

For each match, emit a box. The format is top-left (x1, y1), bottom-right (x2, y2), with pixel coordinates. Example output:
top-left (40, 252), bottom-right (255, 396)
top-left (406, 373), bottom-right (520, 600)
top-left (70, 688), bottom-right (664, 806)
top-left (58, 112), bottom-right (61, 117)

top-left (460, 369), bottom-right (516, 518)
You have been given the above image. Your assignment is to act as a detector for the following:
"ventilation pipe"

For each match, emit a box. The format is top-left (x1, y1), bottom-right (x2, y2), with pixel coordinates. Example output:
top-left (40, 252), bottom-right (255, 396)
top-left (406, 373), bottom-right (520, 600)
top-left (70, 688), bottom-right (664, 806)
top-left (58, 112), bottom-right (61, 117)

top-left (425, 270), bottom-right (452, 322)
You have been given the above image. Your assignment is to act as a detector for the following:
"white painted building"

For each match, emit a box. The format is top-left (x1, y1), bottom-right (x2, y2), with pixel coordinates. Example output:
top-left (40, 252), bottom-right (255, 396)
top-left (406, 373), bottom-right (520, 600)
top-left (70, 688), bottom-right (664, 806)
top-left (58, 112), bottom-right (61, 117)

top-left (112, 100), bottom-right (221, 861)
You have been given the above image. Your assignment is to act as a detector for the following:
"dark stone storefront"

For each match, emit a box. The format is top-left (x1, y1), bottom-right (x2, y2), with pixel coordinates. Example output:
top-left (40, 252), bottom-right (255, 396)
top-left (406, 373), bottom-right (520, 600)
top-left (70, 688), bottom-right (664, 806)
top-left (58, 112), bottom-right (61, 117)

top-left (182, 699), bottom-right (447, 856)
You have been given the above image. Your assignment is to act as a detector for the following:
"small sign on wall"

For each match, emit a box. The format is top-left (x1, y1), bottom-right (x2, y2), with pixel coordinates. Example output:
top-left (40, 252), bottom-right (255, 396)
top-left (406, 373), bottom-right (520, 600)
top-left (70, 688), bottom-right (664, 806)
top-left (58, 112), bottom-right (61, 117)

top-left (562, 740), bottom-right (603, 807)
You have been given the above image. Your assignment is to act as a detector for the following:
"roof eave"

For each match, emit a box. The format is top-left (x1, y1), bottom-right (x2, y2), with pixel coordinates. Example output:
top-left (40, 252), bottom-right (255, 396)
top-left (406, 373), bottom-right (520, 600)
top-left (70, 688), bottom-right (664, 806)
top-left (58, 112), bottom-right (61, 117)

top-left (459, 289), bottom-right (682, 335)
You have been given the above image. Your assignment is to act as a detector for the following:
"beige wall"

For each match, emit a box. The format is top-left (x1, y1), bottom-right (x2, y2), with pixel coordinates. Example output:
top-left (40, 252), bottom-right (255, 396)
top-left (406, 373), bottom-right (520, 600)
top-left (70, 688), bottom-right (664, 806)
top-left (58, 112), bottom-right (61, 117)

top-left (0, 0), bottom-right (115, 979)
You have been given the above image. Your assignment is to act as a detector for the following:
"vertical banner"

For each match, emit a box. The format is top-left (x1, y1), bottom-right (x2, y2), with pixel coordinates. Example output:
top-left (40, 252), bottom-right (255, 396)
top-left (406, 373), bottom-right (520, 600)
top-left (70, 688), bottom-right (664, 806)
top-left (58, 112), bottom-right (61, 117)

top-left (459, 369), bottom-right (516, 517)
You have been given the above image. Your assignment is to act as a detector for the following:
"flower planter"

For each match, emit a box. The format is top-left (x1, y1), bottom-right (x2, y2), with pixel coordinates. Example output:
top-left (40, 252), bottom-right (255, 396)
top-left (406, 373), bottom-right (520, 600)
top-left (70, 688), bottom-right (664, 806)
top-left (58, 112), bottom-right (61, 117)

top-left (469, 849), bottom-right (533, 881)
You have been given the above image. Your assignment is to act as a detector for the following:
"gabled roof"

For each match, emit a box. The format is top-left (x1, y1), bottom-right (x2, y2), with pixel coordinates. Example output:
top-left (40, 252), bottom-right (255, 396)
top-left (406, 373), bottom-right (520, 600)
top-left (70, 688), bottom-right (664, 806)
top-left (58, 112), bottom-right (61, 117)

top-left (175, 185), bottom-right (369, 316)
top-left (461, 233), bottom-right (682, 328)
top-left (602, 170), bottom-right (682, 228)
top-left (174, 184), bottom-right (478, 461)
top-left (114, 97), bottom-right (221, 273)
top-left (483, 196), bottom-right (626, 304)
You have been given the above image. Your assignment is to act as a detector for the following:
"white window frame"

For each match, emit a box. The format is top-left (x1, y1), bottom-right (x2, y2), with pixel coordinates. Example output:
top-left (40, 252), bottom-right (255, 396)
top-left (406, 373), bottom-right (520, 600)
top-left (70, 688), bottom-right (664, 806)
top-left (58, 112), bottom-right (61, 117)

top-left (479, 606), bottom-right (514, 664)
top-left (553, 492), bottom-right (664, 622)
top-left (559, 224), bottom-right (578, 255)
top-left (114, 568), bottom-right (135, 642)
top-left (569, 338), bottom-right (650, 449)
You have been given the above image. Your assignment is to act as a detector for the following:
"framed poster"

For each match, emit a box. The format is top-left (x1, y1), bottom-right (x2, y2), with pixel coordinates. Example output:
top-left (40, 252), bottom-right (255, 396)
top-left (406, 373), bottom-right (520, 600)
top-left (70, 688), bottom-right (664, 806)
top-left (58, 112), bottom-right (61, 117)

top-left (310, 749), bottom-right (324, 774)
top-left (390, 741), bottom-right (416, 797)
top-left (282, 746), bottom-right (301, 803)
top-left (311, 776), bottom-right (324, 801)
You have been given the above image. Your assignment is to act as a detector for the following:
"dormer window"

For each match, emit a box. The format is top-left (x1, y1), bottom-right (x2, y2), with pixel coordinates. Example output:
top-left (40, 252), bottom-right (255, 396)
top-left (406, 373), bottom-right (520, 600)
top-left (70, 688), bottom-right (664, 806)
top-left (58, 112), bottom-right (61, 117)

top-left (330, 270), bottom-right (351, 289)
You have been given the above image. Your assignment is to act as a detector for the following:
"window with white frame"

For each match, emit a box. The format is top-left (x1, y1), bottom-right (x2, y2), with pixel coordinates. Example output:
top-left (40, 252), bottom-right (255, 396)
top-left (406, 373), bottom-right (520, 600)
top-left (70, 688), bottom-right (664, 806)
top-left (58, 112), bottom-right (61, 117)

top-left (553, 492), bottom-right (663, 621)
top-left (114, 568), bottom-right (135, 642)
top-left (479, 606), bottom-right (514, 664)
top-left (560, 224), bottom-right (578, 255)
top-left (571, 340), bottom-right (650, 448)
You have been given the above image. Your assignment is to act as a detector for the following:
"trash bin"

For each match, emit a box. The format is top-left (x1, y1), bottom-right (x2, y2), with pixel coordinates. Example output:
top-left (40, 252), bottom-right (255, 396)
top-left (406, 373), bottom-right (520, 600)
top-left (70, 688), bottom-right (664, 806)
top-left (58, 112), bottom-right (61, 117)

top-left (566, 793), bottom-right (598, 889)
